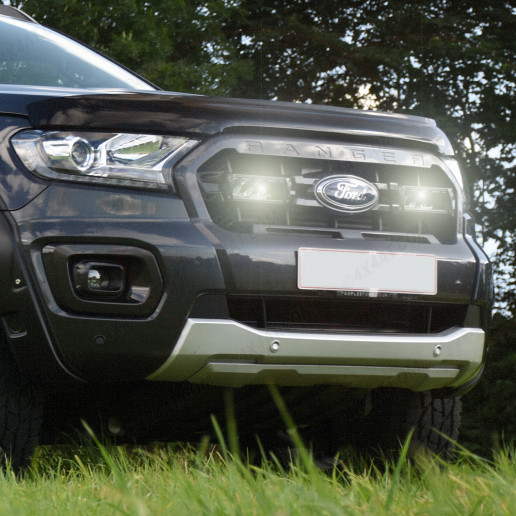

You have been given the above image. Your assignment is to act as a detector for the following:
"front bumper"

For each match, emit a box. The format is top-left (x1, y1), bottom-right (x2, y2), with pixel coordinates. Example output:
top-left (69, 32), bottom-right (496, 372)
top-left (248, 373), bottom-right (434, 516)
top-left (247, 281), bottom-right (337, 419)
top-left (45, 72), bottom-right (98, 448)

top-left (147, 319), bottom-right (485, 391)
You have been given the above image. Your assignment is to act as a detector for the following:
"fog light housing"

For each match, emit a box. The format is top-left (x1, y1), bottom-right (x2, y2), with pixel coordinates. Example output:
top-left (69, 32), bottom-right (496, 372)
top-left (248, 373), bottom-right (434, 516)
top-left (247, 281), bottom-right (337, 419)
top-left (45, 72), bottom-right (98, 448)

top-left (73, 261), bottom-right (125, 297)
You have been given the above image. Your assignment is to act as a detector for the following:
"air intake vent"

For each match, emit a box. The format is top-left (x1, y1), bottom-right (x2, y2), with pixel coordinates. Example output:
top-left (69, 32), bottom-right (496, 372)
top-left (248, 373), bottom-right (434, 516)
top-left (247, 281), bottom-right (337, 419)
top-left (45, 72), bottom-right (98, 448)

top-left (227, 296), bottom-right (468, 334)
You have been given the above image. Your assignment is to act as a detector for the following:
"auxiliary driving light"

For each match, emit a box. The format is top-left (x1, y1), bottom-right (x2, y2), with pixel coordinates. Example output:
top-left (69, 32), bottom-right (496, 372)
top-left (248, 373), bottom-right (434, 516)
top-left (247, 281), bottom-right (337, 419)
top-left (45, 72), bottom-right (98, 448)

top-left (229, 175), bottom-right (290, 203)
top-left (402, 186), bottom-right (454, 214)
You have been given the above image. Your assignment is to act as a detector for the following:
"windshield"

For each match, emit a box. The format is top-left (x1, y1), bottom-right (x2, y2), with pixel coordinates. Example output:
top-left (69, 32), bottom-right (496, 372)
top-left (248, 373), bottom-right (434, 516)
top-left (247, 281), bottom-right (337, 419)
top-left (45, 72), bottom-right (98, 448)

top-left (0, 16), bottom-right (155, 90)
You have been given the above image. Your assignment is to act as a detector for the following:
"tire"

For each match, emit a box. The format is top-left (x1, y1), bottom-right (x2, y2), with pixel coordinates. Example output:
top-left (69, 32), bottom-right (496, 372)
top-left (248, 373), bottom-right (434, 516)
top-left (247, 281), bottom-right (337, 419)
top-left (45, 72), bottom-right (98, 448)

top-left (0, 330), bottom-right (42, 472)
top-left (361, 388), bottom-right (462, 461)
top-left (234, 386), bottom-right (369, 470)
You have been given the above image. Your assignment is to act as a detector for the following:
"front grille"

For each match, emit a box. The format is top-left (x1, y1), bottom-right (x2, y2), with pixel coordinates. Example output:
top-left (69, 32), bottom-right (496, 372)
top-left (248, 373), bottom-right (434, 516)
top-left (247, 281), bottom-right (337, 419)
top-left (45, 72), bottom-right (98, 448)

top-left (227, 296), bottom-right (468, 334)
top-left (196, 141), bottom-right (458, 244)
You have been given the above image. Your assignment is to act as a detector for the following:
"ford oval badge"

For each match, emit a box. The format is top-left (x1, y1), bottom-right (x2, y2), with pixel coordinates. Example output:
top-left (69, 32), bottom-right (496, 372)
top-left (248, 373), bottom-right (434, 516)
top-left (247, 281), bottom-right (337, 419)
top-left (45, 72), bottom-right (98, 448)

top-left (315, 175), bottom-right (379, 213)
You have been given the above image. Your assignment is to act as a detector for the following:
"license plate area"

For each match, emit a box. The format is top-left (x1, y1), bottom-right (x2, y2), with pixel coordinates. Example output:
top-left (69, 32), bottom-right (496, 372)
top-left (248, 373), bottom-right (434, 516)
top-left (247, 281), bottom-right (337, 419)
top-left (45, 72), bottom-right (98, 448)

top-left (298, 248), bottom-right (437, 295)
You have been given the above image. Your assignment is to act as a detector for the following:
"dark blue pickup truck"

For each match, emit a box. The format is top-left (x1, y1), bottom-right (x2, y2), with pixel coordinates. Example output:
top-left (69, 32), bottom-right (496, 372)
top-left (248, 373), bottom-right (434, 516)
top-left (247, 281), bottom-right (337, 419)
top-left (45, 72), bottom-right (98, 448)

top-left (0, 5), bottom-right (492, 469)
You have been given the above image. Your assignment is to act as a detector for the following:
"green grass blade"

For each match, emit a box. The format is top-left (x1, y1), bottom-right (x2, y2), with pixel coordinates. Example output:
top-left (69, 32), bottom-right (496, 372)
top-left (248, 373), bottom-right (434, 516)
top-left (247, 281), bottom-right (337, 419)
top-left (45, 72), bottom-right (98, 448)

top-left (384, 428), bottom-right (413, 512)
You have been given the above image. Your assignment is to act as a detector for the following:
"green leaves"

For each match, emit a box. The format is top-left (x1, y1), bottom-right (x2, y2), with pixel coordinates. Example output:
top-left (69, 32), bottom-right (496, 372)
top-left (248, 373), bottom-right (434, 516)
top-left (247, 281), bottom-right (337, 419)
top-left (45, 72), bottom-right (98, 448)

top-left (13, 0), bottom-right (251, 96)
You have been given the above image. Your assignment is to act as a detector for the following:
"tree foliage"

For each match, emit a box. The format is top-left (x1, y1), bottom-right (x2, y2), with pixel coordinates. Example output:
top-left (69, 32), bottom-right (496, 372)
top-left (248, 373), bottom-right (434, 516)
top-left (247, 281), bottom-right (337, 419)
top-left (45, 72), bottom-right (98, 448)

top-left (8, 0), bottom-right (252, 95)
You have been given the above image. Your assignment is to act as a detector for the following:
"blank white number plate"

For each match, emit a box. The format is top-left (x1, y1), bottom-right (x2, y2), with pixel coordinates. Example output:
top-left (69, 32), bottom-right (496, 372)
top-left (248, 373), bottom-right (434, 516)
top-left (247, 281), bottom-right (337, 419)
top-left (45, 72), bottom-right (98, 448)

top-left (298, 248), bottom-right (437, 295)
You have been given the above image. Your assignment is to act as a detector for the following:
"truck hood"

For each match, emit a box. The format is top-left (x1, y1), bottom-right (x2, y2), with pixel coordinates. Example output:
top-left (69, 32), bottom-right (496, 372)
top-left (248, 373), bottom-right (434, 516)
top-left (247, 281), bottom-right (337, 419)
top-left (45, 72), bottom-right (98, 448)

top-left (0, 85), bottom-right (454, 155)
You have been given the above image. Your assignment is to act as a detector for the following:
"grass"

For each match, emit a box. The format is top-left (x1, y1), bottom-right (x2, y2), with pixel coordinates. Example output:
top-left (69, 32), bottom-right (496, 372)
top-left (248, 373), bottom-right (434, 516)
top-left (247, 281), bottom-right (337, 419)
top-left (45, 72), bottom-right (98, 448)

top-left (0, 433), bottom-right (510, 514)
top-left (0, 387), bottom-right (514, 515)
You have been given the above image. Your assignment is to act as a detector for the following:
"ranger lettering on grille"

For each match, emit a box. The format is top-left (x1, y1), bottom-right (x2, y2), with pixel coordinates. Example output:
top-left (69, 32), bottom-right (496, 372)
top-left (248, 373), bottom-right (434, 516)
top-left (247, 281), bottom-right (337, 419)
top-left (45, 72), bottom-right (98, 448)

top-left (242, 140), bottom-right (429, 167)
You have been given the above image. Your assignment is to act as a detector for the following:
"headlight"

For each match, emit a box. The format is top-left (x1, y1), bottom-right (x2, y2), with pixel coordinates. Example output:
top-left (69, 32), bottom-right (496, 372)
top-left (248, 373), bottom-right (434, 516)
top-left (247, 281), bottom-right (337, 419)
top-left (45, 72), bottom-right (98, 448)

top-left (11, 130), bottom-right (198, 190)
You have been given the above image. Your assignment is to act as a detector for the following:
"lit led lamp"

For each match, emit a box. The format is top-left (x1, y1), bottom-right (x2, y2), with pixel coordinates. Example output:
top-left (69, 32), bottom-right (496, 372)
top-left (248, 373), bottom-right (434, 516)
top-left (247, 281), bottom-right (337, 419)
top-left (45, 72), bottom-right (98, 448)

top-left (226, 174), bottom-right (291, 203)
top-left (12, 130), bottom-right (198, 189)
top-left (401, 186), bottom-right (455, 214)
